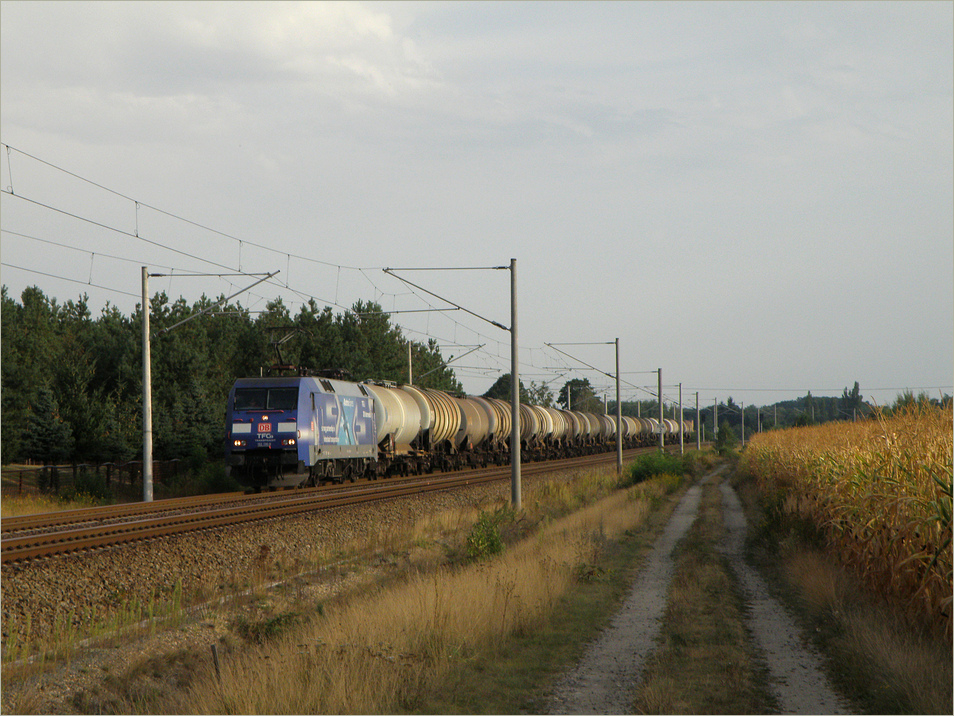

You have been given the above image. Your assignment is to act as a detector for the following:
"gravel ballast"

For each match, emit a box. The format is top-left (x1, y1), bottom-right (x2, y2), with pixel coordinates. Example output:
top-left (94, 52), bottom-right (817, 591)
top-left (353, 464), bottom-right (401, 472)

top-left (2, 480), bottom-right (509, 649)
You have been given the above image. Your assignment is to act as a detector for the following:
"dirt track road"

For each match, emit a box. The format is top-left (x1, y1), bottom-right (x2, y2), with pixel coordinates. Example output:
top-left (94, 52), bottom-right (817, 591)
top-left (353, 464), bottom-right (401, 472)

top-left (548, 468), bottom-right (853, 715)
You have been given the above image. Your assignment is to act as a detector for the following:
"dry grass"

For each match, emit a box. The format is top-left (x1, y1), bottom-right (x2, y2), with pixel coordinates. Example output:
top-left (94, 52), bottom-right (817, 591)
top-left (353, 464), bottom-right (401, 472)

top-left (177, 474), bottom-right (667, 714)
top-left (739, 403), bottom-right (953, 634)
top-left (3, 464), bottom-right (681, 713)
top-left (0, 491), bottom-right (103, 518)
top-left (781, 548), bottom-right (952, 714)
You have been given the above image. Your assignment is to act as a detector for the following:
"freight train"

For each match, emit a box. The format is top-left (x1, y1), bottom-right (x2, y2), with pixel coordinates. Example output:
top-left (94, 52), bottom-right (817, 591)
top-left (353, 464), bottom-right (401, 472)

top-left (224, 373), bottom-right (694, 490)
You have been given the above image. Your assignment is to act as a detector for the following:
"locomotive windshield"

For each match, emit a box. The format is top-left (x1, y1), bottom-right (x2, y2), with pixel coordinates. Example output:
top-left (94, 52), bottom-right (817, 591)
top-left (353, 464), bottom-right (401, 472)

top-left (234, 387), bottom-right (299, 411)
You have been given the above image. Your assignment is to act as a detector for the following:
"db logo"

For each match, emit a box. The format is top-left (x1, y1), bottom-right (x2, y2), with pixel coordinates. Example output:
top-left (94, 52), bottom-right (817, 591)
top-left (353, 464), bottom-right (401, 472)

top-left (258, 423), bottom-right (272, 433)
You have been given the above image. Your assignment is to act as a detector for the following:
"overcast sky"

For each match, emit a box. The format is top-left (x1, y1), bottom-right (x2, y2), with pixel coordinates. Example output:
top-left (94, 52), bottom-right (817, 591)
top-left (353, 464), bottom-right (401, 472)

top-left (2, 1), bottom-right (951, 409)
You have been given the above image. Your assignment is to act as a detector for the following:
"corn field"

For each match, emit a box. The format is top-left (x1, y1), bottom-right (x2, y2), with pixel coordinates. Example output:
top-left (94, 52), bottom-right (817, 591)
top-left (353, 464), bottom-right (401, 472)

top-left (740, 403), bottom-right (953, 635)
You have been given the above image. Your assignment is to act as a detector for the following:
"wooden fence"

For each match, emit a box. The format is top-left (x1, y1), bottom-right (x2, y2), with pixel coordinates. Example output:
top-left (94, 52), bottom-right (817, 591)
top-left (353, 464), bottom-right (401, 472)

top-left (1, 460), bottom-right (184, 498)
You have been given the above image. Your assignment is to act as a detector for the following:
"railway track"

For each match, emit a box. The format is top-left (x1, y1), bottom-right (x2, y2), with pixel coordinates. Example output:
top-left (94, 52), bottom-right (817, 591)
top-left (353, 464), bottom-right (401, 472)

top-left (1, 447), bottom-right (671, 564)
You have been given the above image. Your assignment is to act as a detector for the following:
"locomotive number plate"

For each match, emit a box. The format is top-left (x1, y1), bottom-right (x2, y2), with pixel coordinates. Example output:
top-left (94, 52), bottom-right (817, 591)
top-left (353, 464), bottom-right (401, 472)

top-left (258, 423), bottom-right (272, 433)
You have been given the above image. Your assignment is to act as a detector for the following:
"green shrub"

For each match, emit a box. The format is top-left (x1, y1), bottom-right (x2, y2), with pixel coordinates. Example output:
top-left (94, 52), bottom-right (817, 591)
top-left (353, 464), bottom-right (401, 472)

top-left (158, 461), bottom-right (239, 498)
top-left (195, 463), bottom-right (241, 495)
top-left (232, 611), bottom-right (301, 645)
top-left (715, 421), bottom-right (738, 456)
top-left (67, 467), bottom-right (113, 503)
top-left (466, 510), bottom-right (505, 561)
top-left (619, 450), bottom-right (718, 488)
top-left (681, 450), bottom-right (699, 475)
top-left (625, 452), bottom-right (686, 485)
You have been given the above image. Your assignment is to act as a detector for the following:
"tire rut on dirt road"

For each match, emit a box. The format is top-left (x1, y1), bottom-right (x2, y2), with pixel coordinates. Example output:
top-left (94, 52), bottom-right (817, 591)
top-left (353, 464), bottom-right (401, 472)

top-left (548, 466), bottom-right (853, 715)
top-left (719, 479), bottom-right (852, 714)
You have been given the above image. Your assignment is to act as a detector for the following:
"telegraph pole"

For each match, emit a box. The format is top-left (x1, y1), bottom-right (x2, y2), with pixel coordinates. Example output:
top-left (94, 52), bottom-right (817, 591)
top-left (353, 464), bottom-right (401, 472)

top-left (141, 267), bottom-right (153, 502)
top-left (141, 268), bottom-right (277, 503)
top-left (695, 391), bottom-right (700, 450)
top-left (678, 382), bottom-right (684, 455)
top-left (510, 258), bottom-right (520, 510)
top-left (741, 401), bottom-right (745, 446)
top-left (546, 339), bottom-right (623, 475)
top-left (615, 338), bottom-right (622, 475)
top-left (658, 368), bottom-right (664, 450)
top-left (383, 262), bottom-right (519, 508)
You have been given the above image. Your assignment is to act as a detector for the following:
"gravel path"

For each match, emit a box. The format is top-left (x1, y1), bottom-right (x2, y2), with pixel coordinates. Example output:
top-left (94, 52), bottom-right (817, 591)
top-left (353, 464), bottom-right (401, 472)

top-left (547, 472), bottom-right (708, 714)
top-left (548, 468), bottom-right (854, 715)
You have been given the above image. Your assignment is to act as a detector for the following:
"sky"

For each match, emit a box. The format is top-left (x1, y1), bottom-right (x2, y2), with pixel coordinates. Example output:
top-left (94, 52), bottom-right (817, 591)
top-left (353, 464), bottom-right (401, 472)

top-left (1, 1), bottom-right (952, 410)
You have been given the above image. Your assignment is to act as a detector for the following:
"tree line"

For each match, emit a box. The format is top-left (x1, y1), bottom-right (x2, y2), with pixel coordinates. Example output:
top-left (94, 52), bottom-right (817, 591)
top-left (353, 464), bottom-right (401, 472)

top-left (1, 286), bottom-right (461, 466)
top-left (485, 374), bottom-right (948, 440)
top-left (696, 384), bottom-right (950, 437)
top-left (5, 285), bottom-right (947, 468)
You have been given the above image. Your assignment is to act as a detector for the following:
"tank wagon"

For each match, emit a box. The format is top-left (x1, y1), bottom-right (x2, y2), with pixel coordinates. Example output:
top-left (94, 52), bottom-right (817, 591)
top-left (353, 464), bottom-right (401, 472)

top-left (225, 374), bottom-right (695, 490)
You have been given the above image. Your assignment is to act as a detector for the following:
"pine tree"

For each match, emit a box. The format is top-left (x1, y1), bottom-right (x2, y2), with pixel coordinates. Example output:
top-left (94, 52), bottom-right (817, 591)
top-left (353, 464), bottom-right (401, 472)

top-left (715, 420), bottom-right (737, 455)
top-left (23, 383), bottom-right (74, 465)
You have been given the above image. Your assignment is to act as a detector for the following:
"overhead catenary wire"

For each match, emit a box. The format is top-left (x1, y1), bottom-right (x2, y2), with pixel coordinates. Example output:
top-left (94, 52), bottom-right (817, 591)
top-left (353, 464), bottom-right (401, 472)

top-left (1, 173), bottom-right (520, 388)
top-left (4, 144), bottom-right (13, 193)
top-left (687, 386), bottom-right (954, 394)
top-left (155, 271), bottom-right (278, 335)
top-left (1, 228), bottom-right (239, 276)
top-left (3, 189), bottom-right (243, 277)
top-left (376, 268), bottom-right (535, 381)
top-left (8, 143), bottom-right (928, 407)
top-left (0, 142), bottom-right (402, 317)
top-left (2, 179), bottom-right (357, 313)
top-left (1, 262), bottom-right (141, 299)
top-left (383, 267), bottom-right (511, 332)
top-left (2, 148), bottom-right (573, 397)
top-left (1, 143), bottom-right (373, 272)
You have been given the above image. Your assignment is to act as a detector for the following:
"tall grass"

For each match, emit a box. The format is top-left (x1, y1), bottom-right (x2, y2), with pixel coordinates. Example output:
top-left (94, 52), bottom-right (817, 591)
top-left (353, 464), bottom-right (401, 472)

top-left (739, 403), bottom-right (953, 634)
top-left (180, 474), bottom-right (675, 714)
top-left (0, 491), bottom-right (106, 518)
top-left (782, 548), bottom-right (952, 714)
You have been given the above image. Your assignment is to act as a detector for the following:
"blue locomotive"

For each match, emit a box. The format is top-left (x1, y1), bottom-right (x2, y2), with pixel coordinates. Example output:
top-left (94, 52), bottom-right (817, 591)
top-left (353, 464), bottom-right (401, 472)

top-left (225, 375), bottom-right (377, 488)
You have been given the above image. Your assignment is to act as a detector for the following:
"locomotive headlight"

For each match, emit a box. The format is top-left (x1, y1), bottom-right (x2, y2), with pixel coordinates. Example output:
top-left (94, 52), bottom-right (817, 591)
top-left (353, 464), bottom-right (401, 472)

top-left (282, 438), bottom-right (297, 446)
top-left (233, 439), bottom-right (246, 447)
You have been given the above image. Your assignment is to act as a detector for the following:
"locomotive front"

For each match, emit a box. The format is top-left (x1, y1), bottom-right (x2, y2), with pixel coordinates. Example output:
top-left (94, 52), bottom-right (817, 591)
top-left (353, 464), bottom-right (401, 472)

top-left (225, 377), bottom-right (310, 489)
top-left (226, 375), bottom-right (380, 489)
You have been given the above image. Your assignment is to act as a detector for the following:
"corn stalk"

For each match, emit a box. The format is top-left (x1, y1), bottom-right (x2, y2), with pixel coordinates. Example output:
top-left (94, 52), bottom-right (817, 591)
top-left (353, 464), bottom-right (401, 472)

top-left (740, 403), bottom-right (953, 635)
